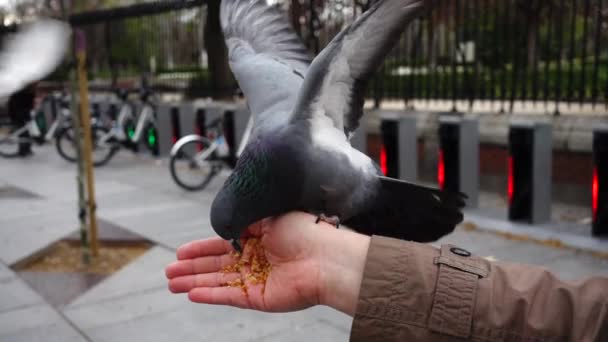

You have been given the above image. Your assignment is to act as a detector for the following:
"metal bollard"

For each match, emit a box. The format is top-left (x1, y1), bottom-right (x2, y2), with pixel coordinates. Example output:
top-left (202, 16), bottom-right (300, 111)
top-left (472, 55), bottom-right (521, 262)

top-left (438, 115), bottom-right (479, 208)
top-left (154, 104), bottom-right (176, 156)
top-left (179, 102), bottom-right (196, 137)
top-left (379, 113), bottom-right (417, 182)
top-left (592, 125), bottom-right (608, 236)
top-left (508, 121), bottom-right (552, 224)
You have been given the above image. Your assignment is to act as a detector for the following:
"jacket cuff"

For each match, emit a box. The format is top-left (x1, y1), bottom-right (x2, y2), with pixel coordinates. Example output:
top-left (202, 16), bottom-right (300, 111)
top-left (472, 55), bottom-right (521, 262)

top-left (351, 236), bottom-right (490, 341)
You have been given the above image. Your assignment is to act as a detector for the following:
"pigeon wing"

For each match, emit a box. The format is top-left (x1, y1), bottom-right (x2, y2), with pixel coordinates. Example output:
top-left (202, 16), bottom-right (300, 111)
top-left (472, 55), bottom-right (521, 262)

top-left (221, 0), bottom-right (312, 134)
top-left (291, 0), bottom-right (434, 137)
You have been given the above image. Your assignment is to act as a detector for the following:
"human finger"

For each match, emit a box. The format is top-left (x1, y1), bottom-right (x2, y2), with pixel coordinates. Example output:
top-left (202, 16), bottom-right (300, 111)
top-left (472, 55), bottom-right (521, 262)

top-left (165, 253), bottom-right (237, 279)
top-left (188, 287), bottom-right (253, 309)
top-left (168, 272), bottom-right (240, 293)
top-left (176, 238), bottom-right (234, 260)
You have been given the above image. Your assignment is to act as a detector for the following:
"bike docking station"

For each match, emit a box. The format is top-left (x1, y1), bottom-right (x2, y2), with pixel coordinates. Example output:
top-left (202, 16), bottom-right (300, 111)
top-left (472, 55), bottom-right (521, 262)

top-left (592, 124), bottom-right (608, 237)
top-left (156, 103), bottom-right (181, 156)
top-left (379, 112), bottom-right (418, 181)
top-left (508, 120), bottom-right (552, 224)
top-left (438, 115), bottom-right (479, 208)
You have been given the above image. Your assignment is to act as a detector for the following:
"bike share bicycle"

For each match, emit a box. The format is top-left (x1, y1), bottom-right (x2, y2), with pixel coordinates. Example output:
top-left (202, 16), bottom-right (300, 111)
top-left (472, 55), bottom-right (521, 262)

top-left (55, 87), bottom-right (160, 167)
top-left (169, 110), bottom-right (253, 191)
top-left (0, 91), bottom-right (110, 163)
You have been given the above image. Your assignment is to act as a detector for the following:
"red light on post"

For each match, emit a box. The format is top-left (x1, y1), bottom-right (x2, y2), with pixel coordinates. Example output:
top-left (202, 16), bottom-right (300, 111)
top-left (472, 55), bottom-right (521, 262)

top-left (593, 167), bottom-right (599, 221)
top-left (380, 144), bottom-right (388, 176)
top-left (437, 149), bottom-right (445, 190)
top-left (508, 156), bottom-right (514, 205)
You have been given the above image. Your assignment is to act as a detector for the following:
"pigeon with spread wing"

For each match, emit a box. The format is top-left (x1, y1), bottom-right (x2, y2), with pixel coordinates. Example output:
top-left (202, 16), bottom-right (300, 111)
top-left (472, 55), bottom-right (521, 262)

top-left (211, 0), bottom-right (465, 251)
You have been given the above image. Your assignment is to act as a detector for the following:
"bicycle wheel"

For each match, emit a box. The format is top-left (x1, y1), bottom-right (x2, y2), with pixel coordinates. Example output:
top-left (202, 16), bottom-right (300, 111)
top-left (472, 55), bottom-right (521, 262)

top-left (0, 125), bottom-right (20, 158)
top-left (55, 125), bottom-right (116, 167)
top-left (170, 138), bottom-right (220, 191)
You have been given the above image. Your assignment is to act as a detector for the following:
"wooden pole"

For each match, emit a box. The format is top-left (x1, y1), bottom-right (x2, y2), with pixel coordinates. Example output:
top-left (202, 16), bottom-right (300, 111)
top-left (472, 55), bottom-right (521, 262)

top-left (75, 30), bottom-right (99, 257)
top-left (69, 52), bottom-right (91, 264)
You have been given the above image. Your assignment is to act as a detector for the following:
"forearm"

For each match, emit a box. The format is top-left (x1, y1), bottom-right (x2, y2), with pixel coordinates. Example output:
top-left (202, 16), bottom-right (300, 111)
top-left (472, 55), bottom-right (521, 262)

top-left (318, 228), bottom-right (370, 316)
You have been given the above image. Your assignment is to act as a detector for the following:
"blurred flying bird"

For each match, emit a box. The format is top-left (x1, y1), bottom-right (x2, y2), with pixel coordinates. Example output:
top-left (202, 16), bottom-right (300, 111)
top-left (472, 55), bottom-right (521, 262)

top-left (211, 0), bottom-right (465, 251)
top-left (0, 19), bottom-right (71, 98)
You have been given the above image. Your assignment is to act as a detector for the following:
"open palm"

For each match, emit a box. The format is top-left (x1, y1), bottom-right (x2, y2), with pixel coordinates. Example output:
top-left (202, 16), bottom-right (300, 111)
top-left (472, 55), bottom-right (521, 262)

top-left (165, 213), bottom-right (330, 312)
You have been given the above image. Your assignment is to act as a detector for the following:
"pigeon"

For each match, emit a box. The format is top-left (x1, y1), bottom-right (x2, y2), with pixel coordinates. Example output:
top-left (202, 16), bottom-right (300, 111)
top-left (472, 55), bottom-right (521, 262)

top-left (211, 0), bottom-right (465, 251)
top-left (0, 19), bottom-right (71, 98)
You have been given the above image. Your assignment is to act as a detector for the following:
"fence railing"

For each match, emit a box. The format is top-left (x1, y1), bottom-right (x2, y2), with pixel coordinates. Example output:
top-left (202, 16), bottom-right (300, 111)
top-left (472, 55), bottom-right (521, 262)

top-left (16, 0), bottom-right (608, 113)
top-left (294, 0), bottom-right (608, 113)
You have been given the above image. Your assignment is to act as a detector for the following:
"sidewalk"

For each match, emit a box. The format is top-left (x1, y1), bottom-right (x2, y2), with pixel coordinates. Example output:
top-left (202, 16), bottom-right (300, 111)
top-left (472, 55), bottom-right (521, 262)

top-left (1, 145), bottom-right (607, 341)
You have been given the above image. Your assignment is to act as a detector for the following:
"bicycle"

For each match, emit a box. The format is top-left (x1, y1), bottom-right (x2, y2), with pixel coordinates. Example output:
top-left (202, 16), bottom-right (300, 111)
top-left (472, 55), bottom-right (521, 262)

top-left (52, 92), bottom-right (116, 166)
top-left (55, 87), bottom-right (159, 167)
top-left (0, 92), bottom-right (110, 163)
top-left (169, 113), bottom-right (253, 191)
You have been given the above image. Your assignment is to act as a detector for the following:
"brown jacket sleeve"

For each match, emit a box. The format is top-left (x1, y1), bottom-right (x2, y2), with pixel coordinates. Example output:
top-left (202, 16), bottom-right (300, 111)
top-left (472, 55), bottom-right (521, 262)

top-left (351, 236), bottom-right (608, 342)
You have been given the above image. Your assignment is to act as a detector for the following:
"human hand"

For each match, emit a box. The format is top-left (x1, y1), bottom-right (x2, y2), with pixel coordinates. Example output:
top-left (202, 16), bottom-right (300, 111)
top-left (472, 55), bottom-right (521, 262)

top-left (165, 212), bottom-right (370, 315)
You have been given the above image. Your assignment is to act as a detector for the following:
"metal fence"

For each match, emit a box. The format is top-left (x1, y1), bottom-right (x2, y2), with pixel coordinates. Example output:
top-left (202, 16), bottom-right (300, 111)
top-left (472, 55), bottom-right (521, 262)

top-left (47, 0), bottom-right (608, 112)
top-left (65, 1), bottom-right (209, 97)
top-left (295, 0), bottom-right (608, 113)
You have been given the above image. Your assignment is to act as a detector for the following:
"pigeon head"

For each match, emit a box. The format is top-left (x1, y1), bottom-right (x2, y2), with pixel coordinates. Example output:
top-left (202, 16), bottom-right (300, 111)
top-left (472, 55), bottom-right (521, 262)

top-left (210, 145), bottom-right (278, 241)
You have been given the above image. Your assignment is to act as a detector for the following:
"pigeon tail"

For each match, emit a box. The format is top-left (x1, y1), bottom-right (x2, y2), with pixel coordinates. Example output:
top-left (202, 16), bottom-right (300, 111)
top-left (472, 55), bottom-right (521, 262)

top-left (344, 177), bottom-right (466, 242)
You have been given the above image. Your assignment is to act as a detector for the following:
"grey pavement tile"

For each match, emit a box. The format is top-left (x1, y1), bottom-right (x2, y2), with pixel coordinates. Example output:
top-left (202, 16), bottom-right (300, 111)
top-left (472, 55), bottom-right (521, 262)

top-left (64, 287), bottom-right (187, 331)
top-left (147, 221), bottom-right (217, 250)
top-left (0, 275), bottom-right (45, 312)
top-left (97, 198), bottom-right (199, 221)
top-left (542, 252), bottom-right (608, 281)
top-left (0, 262), bottom-right (13, 279)
top-left (441, 229), bottom-right (571, 265)
top-left (257, 321), bottom-right (349, 342)
top-left (441, 229), bottom-right (608, 279)
top-left (93, 179), bottom-right (139, 197)
top-left (69, 289), bottom-right (346, 342)
top-left (304, 306), bottom-right (352, 332)
top-left (19, 271), bottom-right (105, 308)
top-left (0, 200), bottom-right (73, 225)
top-left (0, 305), bottom-right (86, 342)
top-left (0, 214), bottom-right (77, 265)
top-left (69, 247), bottom-right (174, 307)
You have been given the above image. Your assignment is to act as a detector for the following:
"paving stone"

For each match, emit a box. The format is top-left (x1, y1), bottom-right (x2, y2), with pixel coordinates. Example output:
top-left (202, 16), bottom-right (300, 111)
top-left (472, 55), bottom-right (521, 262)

top-left (543, 252), bottom-right (608, 281)
top-left (67, 290), bottom-right (346, 342)
top-left (0, 305), bottom-right (86, 342)
top-left (0, 262), bottom-right (13, 279)
top-left (258, 321), bottom-right (349, 342)
top-left (19, 271), bottom-right (105, 308)
top-left (0, 276), bottom-right (44, 312)
top-left (69, 247), bottom-right (174, 307)
top-left (0, 214), bottom-right (77, 265)
top-left (64, 287), bottom-right (186, 331)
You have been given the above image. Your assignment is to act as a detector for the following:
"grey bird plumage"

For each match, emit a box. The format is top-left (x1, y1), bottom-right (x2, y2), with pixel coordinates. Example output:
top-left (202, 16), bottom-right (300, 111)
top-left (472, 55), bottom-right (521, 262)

top-left (211, 0), bottom-right (465, 249)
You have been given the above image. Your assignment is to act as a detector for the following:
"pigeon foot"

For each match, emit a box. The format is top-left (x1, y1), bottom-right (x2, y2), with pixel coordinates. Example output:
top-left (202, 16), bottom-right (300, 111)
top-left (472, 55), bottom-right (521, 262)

top-left (315, 214), bottom-right (340, 228)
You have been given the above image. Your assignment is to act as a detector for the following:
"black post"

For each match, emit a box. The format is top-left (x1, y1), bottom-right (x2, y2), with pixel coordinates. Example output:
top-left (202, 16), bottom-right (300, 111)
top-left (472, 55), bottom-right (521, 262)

top-left (593, 127), bottom-right (608, 236)
top-left (580, 0), bottom-right (591, 105)
top-left (567, 0), bottom-right (578, 106)
top-left (591, 0), bottom-right (602, 107)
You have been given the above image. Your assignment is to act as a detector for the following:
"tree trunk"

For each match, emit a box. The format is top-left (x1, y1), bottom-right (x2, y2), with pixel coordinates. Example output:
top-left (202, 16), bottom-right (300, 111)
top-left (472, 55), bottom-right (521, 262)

top-left (204, 0), bottom-right (234, 99)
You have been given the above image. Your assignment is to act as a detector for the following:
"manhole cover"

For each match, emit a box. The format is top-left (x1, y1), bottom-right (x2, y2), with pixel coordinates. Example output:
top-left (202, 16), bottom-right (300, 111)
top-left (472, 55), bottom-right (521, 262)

top-left (0, 185), bottom-right (40, 199)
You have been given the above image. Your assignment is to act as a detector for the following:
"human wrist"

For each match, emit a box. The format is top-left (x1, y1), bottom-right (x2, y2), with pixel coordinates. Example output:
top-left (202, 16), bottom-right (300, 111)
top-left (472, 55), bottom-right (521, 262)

top-left (318, 228), bottom-right (370, 316)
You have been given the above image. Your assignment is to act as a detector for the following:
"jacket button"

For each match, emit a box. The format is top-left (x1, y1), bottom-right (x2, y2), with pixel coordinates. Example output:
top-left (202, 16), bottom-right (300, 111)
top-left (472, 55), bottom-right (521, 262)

top-left (450, 247), bottom-right (471, 257)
